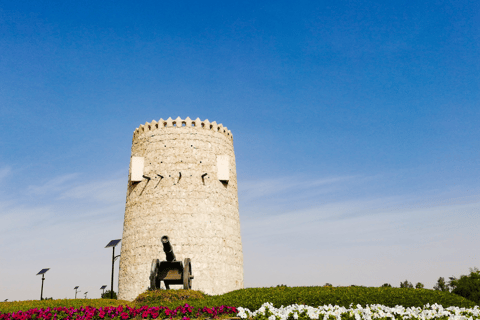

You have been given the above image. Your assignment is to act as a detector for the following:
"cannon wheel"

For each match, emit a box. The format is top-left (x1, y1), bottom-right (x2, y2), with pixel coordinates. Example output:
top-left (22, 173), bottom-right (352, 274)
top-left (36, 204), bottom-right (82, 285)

top-left (183, 258), bottom-right (193, 290)
top-left (150, 259), bottom-right (160, 290)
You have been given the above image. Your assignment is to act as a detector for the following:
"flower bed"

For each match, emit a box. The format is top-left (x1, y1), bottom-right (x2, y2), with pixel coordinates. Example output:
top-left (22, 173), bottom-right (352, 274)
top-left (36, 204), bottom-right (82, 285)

top-left (237, 302), bottom-right (480, 320)
top-left (0, 304), bottom-right (238, 320)
top-left (2, 303), bottom-right (480, 320)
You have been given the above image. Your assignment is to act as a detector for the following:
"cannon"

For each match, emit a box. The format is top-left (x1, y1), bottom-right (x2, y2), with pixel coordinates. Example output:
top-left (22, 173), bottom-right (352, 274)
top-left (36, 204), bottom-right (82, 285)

top-left (149, 236), bottom-right (193, 290)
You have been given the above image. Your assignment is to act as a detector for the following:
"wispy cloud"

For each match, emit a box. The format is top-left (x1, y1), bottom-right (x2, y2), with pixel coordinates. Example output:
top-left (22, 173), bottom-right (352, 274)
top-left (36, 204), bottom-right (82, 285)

top-left (2, 170), bottom-right (479, 300)
top-left (238, 174), bottom-right (385, 217)
top-left (58, 178), bottom-right (125, 203)
top-left (26, 173), bottom-right (80, 196)
top-left (0, 170), bottom-right (127, 301)
top-left (240, 173), bottom-right (480, 218)
top-left (240, 175), bottom-right (357, 200)
top-left (239, 175), bottom-right (480, 289)
top-left (0, 166), bottom-right (11, 181)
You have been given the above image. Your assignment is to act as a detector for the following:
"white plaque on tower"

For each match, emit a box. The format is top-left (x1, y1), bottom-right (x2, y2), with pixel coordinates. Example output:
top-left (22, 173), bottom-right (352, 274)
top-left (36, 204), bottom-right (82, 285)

top-left (131, 156), bottom-right (144, 182)
top-left (217, 155), bottom-right (230, 181)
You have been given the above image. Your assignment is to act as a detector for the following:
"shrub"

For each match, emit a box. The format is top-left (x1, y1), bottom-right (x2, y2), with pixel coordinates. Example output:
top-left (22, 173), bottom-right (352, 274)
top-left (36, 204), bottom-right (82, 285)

top-left (434, 277), bottom-right (451, 292)
top-left (203, 286), bottom-right (477, 310)
top-left (415, 282), bottom-right (425, 289)
top-left (134, 289), bottom-right (206, 306)
top-left (449, 267), bottom-right (480, 304)
top-left (400, 280), bottom-right (413, 288)
top-left (101, 290), bottom-right (117, 299)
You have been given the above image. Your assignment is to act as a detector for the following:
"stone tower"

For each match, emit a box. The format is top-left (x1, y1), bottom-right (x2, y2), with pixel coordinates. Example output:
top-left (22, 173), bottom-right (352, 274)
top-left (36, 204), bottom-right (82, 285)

top-left (118, 117), bottom-right (243, 301)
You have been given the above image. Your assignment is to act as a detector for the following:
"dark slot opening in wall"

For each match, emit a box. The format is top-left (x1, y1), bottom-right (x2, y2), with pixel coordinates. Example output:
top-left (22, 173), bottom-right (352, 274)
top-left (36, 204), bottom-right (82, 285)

top-left (155, 174), bottom-right (163, 188)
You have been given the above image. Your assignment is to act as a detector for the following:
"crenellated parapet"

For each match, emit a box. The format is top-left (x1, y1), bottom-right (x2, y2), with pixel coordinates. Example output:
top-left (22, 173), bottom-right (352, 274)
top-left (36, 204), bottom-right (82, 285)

top-left (133, 117), bottom-right (233, 139)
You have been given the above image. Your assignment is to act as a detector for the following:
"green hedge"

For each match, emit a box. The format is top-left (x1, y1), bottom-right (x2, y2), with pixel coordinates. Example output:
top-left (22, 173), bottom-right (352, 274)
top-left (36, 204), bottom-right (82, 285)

top-left (134, 286), bottom-right (478, 310)
top-left (2, 286), bottom-right (477, 314)
top-left (208, 286), bottom-right (477, 310)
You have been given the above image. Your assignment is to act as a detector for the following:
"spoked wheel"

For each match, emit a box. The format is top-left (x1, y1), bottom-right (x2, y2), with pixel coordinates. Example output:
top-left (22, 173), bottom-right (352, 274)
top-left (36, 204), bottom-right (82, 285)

top-left (183, 258), bottom-right (193, 289)
top-left (149, 259), bottom-right (160, 290)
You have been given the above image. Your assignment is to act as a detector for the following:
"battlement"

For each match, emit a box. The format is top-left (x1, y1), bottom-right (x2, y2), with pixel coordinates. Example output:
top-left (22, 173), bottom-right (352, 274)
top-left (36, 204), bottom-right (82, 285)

top-left (133, 117), bottom-right (233, 139)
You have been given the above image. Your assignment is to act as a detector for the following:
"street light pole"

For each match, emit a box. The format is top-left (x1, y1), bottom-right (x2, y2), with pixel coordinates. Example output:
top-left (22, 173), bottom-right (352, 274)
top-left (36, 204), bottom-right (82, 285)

top-left (111, 246), bottom-right (115, 299)
top-left (40, 274), bottom-right (45, 300)
top-left (105, 239), bottom-right (121, 299)
top-left (36, 269), bottom-right (50, 301)
top-left (100, 285), bottom-right (107, 297)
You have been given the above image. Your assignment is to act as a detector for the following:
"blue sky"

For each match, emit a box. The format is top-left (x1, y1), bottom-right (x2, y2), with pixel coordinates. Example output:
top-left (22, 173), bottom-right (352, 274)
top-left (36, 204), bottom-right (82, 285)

top-left (1, 0), bottom-right (479, 300)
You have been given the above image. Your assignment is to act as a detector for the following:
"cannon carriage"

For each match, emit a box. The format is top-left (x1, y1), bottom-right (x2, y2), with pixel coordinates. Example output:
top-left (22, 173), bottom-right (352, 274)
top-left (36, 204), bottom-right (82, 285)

top-left (149, 236), bottom-right (193, 290)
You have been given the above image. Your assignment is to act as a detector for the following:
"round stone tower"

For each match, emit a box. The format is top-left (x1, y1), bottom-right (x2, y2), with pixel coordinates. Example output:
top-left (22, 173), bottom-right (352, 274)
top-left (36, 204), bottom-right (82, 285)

top-left (118, 117), bottom-right (243, 301)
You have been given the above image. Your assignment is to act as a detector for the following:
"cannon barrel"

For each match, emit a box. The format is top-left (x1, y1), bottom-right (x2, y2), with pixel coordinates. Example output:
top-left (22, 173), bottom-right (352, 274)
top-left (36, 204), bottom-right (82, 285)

top-left (161, 236), bottom-right (176, 262)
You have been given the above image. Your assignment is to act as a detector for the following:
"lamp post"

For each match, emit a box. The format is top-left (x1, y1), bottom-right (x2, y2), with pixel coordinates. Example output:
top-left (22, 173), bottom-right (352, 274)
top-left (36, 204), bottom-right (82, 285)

top-left (100, 285), bottom-right (107, 297)
top-left (105, 239), bottom-right (121, 299)
top-left (84, 292), bottom-right (88, 299)
top-left (74, 286), bottom-right (79, 299)
top-left (36, 269), bottom-right (50, 300)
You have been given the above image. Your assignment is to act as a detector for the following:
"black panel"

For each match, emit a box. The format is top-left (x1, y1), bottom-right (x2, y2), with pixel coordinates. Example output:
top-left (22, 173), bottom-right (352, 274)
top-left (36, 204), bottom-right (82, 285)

top-left (105, 239), bottom-right (121, 248)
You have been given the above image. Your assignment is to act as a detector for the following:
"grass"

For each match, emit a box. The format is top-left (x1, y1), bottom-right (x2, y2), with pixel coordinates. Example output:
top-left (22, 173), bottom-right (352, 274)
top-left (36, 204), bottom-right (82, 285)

top-left (0, 299), bottom-right (129, 314)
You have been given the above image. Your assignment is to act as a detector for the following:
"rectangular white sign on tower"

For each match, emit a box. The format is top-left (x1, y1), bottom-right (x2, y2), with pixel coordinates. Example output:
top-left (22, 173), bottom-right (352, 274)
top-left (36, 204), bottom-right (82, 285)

top-left (217, 155), bottom-right (230, 181)
top-left (131, 156), bottom-right (144, 182)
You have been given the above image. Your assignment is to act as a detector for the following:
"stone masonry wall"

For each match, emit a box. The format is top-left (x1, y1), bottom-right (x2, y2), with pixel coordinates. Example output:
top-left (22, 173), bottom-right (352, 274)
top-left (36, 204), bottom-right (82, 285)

top-left (118, 117), bottom-right (244, 301)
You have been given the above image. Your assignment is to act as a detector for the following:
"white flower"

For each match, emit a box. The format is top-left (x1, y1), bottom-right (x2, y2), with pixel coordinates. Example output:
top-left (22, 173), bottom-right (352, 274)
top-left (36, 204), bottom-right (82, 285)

top-left (235, 302), bottom-right (480, 320)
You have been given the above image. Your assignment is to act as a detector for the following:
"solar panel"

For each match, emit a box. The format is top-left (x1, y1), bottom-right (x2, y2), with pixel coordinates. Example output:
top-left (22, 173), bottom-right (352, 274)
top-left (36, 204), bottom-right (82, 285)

top-left (100, 285), bottom-right (107, 289)
top-left (37, 268), bottom-right (50, 275)
top-left (105, 239), bottom-right (121, 248)
top-left (74, 286), bottom-right (79, 290)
